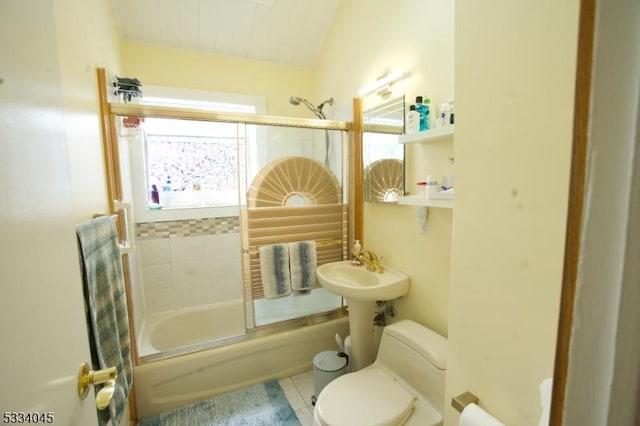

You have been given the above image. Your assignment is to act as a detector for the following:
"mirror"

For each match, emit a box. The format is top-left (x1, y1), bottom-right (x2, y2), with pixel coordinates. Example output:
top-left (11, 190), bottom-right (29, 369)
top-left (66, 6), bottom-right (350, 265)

top-left (363, 96), bottom-right (405, 203)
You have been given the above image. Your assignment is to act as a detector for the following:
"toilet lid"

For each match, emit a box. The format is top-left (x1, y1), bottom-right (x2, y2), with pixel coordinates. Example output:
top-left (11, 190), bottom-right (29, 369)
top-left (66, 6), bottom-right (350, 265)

top-left (316, 368), bottom-right (416, 426)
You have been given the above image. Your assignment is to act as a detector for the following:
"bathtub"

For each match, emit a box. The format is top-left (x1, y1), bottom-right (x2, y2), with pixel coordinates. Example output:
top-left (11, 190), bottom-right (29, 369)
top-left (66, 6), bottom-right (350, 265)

top-left (137, 300), bottom-right (246, 357)
top-left (134, 316), bottom-right (349, 417)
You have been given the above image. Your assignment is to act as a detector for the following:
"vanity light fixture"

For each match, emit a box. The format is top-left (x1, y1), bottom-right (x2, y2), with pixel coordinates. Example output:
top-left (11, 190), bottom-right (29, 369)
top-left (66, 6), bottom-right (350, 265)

top-left (357, 70), bottom-right (407, 97)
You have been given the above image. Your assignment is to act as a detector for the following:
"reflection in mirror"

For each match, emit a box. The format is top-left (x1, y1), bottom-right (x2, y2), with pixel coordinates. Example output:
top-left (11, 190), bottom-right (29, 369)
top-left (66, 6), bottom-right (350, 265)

top-left (363, 96), bottom-right (405, 203)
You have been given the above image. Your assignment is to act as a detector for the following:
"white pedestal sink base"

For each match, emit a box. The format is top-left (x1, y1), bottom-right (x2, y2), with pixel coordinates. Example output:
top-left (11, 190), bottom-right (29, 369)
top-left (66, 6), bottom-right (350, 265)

top-left (316, 261), bottom-right (410, 372)
top-left (347, 299), bottom-right (377, 371)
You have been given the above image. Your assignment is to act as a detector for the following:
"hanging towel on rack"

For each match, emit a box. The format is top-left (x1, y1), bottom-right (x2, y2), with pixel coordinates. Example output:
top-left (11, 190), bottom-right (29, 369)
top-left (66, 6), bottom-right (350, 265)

top-left (259, 244), bottom-right (292, 299)
top-left (76, 216), bottom-right (132, 426)
top-left (289, 241), bottom-right (317, 296)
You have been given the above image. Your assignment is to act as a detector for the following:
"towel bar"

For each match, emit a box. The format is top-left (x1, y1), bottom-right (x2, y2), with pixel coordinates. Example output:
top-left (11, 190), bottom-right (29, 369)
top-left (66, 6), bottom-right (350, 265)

top-left (93, 203), bottom-right (134, 255)
top-left (242, 238), bottom-right (342, 255)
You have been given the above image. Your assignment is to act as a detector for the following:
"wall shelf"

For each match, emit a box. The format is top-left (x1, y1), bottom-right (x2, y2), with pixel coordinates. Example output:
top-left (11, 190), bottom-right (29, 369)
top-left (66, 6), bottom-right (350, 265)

top-left (399, 125), bottom-right (454, 144)
top-left (398, 195), bottom-right (453, 209)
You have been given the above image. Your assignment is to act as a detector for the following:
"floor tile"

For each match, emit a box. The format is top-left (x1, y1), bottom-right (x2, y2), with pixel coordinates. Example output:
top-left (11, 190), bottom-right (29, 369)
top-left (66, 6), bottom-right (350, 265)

top-left (291, 370), bottom-right (315, 406)
top-left (295, 406), bottom-right (315, 426)
top-left (278, 377), bottom-right (307, 410)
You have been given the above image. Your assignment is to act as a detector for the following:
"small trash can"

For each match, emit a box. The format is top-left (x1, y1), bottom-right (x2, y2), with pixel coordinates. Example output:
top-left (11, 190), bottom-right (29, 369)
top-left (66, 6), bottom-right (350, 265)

top-left (311, 350), bottom-right (349, 405)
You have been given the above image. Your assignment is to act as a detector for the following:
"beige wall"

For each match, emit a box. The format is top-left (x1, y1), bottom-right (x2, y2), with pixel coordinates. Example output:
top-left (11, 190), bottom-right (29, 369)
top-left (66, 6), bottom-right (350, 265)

top-left (54, 0), bottom-right (122, 222)
top-left (445, 1), bottom-right (579, 425)
top-left (120, 41), bottom-right (315, 117)
top-left (315, 0), bottom-right (455, 337)
top-left (316, 0), bottom-right (581, 424)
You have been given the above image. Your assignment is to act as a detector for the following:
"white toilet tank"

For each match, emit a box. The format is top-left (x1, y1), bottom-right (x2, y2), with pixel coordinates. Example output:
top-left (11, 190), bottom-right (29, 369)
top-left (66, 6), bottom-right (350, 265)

top-left (375, 320), bottom-right (447, 413)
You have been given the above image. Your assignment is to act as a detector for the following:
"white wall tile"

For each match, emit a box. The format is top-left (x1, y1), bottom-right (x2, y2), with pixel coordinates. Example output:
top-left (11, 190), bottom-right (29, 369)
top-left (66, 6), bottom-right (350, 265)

top-left (170, 235), bottom-right (204, 262)
top-left (144, 287), bottom-right (175, 313)
top-left (204, 233), bottom-right (240, 264)
top-left (138, 239), bottom-right (171, 265)
top-left (174, 284), bottom-right (216, 309)
top-left (172, 259), bottom-right (208, 288)
top-left (142, 263), bottom-right (173, 290)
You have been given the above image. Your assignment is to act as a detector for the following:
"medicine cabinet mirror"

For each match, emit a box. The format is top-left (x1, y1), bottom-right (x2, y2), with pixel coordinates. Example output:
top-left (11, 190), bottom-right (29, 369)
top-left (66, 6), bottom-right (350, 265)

top-left (363, 96), bottom-right (405, 203)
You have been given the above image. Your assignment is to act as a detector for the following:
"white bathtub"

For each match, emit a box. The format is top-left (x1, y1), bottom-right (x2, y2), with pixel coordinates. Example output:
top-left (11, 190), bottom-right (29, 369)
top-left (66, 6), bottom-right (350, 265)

top-left (134, 316), bottom-right (349, 417)
top-left (137, 300), bottom-right (246, 357)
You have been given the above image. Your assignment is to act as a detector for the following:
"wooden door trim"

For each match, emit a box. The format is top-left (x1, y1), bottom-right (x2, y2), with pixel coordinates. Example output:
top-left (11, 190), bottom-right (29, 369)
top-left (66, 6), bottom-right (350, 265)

top-left (550, 0), bottom-right (595, 423)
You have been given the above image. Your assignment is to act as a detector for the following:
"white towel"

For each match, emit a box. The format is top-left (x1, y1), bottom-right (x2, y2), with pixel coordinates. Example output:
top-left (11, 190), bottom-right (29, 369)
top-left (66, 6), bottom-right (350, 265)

top-left (289, 241), bottom-right (317, 295)
top-left (259, 244), bottom-right (292, 299)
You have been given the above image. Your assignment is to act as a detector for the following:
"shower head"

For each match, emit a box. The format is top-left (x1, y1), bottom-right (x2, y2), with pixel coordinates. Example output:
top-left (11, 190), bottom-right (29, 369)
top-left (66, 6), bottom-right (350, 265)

top-left (288, 96), bottom-right (303, 106)
top-left (289, 96), bottom-right (334, 119)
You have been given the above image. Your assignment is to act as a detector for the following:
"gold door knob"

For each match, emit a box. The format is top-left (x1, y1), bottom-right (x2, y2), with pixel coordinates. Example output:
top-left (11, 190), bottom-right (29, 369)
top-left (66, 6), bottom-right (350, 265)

top-left (77, 362), bottom-right (118, 409)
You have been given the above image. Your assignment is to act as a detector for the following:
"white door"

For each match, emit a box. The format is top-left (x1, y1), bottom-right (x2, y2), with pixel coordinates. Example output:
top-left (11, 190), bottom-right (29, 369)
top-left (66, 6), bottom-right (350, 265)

top-left (0, 1), bottom-right (99, 424)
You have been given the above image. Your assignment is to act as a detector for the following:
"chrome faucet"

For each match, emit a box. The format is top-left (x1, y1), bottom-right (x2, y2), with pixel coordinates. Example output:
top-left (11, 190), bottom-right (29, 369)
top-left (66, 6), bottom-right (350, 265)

top-left (355, 248), bottom-right (384, 273)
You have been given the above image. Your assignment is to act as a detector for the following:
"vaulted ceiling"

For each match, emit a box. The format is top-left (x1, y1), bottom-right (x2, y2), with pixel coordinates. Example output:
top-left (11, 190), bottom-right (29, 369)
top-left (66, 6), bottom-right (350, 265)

top-left (111, 0), bottom-right (342, 68)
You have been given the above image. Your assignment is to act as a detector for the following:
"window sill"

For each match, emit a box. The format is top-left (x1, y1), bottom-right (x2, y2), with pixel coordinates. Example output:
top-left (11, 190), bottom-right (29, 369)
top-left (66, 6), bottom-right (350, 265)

top-left (136, 205), bottom-right (240, 223)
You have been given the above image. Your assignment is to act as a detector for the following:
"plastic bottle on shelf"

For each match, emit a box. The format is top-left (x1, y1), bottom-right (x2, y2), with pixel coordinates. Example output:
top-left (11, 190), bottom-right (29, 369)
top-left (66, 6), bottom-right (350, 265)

top-left (422, 96), bottom-right (433, 130)
top-left (416, 181), bottom-right (427, 196)
top-left (415, 96), bottom-right (428, 131)
top-left (162, 176), bottom-right (172, 207)
top-left (426, 175), bottom-right (439, 195)
top-left (150, 184), bottom-right (160, 204)
top-left (439, 102), bottom-right (451, 127)
top-left (405, 105), bottom-right (420, 134)
top-left (448, 99), bottom-right (455, 125)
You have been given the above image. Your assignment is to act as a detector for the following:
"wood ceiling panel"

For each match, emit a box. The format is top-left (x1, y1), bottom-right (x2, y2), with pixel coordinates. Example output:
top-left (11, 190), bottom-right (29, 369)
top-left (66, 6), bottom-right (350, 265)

top-left (111, 0), bottom-right (342, 68)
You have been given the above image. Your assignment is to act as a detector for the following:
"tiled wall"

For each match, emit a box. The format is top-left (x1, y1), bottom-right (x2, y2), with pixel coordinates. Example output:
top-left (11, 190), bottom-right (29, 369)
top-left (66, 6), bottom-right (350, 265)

top-left (136, 217), bottom-right (243, 314)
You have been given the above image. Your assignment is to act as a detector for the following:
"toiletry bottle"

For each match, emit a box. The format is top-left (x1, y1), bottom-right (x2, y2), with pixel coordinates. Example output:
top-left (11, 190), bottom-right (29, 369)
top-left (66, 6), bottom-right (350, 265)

top-left (439, 102), bottom-right (451, 127)
top-left (448, 99), bottom-right (455, 125)
top-left (352, 240), bottom-right (362, 265)
top-left (426, 175), bottom-right (439, 195)
top-left (150, 184), bottom-right (160, 205)
top-left (422, 96), bottom-right (432, 130)
top-left (405, 105), bottom-right (420, 134)
top-left (162, 176), bottom-right (172, 207)
top-left (416, 181), bottom-right (427, 196)
top-left (415, 96), bottom-right (428, 131)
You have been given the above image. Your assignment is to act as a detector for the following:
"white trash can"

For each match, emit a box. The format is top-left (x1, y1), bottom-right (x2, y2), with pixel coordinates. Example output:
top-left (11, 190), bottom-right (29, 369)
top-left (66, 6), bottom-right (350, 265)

top-left (312, 350), bottom-right (349, 405)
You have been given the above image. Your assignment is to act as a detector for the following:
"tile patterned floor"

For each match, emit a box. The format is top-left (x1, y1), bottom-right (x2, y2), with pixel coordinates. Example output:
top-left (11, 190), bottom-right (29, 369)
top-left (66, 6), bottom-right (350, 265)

top-left (278, 370), bottom-right (316, 426)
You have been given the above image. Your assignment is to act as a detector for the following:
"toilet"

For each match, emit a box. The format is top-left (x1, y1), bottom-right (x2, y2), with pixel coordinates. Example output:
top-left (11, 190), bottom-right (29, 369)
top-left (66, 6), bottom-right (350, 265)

top-left (314, 320), bottom-right (447, 426)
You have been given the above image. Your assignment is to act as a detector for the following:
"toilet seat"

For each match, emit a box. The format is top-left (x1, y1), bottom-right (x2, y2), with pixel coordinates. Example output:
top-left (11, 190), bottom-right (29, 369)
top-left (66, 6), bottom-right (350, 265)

top-left (315, 367), bottom-right (416, 426)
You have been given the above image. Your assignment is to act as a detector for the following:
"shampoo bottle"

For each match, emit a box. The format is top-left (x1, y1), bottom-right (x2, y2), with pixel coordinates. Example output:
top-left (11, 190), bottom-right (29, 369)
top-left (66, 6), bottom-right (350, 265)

top-left (405, 105), bottom-right (420, 134)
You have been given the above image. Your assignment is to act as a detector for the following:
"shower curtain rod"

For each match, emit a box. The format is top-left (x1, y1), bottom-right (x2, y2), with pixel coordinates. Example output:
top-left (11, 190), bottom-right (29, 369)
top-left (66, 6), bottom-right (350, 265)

top-left (109, 103), bottom-right (352, 131)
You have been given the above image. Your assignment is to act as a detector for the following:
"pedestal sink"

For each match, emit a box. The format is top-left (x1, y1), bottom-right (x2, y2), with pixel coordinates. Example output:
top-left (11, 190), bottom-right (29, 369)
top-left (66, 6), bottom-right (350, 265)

top-left (316, 260), bottom-right (409, 371)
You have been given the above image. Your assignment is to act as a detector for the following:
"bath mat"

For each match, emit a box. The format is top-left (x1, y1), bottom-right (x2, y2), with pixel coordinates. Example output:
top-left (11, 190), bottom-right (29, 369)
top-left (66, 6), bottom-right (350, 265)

top-left (138, 380), bottom-right (301, 426)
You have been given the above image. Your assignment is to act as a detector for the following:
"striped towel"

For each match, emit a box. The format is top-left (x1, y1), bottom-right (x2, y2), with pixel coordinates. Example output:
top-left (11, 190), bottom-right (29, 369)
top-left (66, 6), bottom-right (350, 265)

top-left (76, 216), bottom-right (132, 426)
top-left (289, 241), bottom-right (317, 296)
top-left (259, 244), bottom-right (292, 299)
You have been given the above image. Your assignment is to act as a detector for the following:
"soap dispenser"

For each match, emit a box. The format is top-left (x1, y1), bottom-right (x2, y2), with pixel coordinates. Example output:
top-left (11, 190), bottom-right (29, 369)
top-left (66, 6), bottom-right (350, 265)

top-left (352, 240), bottom-right (362, 265)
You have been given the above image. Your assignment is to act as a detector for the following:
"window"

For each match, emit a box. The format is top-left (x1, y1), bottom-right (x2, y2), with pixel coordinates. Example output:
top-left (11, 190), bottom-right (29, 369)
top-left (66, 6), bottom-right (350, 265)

top-left (123, 86), bottom-right (265, 222)
top-left (144, 118), bottom-right (240, 209)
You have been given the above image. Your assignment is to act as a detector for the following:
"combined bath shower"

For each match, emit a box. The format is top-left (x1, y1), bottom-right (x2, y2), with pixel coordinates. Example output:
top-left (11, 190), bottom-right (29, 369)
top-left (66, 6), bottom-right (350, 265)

top-left (289, 96), bottom-right (334, 166)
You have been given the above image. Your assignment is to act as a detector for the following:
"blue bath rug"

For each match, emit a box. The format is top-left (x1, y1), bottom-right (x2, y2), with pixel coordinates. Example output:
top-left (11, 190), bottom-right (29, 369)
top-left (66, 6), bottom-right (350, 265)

top-left (138, 380), bottom-right (301, 426)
